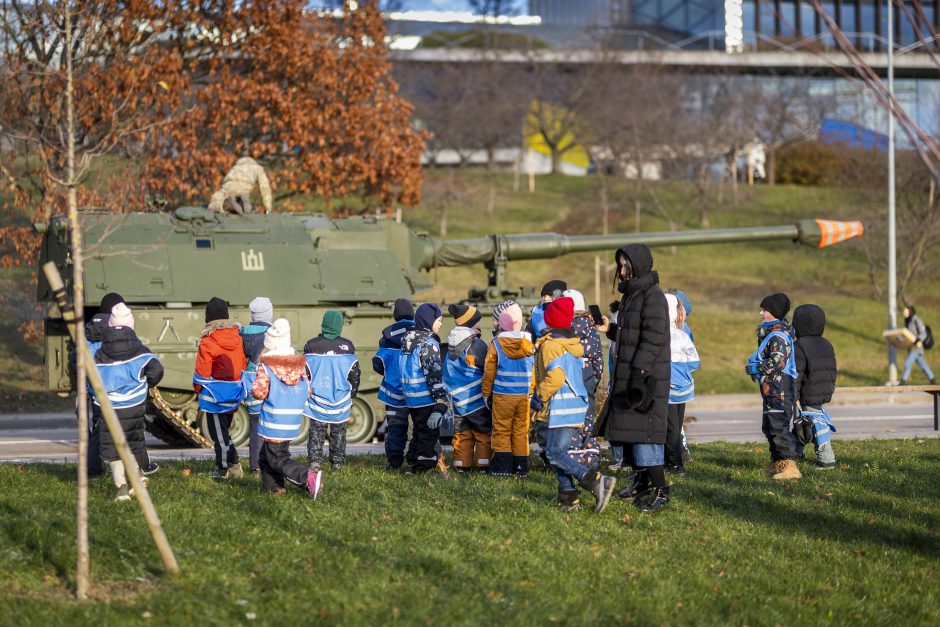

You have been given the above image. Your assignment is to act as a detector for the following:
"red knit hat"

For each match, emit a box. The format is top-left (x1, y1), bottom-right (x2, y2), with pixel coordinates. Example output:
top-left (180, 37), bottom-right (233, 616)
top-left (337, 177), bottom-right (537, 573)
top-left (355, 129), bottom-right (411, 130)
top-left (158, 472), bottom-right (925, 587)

top-left (544, 296), bottom-right (575, 329)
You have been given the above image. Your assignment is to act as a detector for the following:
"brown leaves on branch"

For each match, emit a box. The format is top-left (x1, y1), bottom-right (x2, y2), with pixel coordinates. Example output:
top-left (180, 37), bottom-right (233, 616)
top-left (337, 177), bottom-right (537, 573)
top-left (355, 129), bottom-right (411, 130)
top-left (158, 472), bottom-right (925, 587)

top-left (143, 0), bottom-right (426, 211)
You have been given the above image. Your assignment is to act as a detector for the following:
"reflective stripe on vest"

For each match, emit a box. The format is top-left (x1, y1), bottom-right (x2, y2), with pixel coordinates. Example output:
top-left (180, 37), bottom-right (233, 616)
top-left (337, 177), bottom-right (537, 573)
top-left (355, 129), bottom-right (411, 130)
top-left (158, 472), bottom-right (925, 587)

top-left (95, 353), bottom-right (156, 409)
top-left (240, 370), bottom-right (263, 413)
top-left (493, 341), bottom-right (534, 396)
top-left (376, 345), bottom-right (406, 406)
top-left (258, 368), bottom-right (308, 441)
top-left (303, 353), bottom-right (357, 423)
top-left (546, 352), bottom-right (589, 428)
top-left (399, 337), bottom-right (435, 407)
top-left (193, 373), bottom-right (245, 414)
top-left (444, 348), bottom-right (485, 416)
top-left (747, 330), bottom-right (797, 379)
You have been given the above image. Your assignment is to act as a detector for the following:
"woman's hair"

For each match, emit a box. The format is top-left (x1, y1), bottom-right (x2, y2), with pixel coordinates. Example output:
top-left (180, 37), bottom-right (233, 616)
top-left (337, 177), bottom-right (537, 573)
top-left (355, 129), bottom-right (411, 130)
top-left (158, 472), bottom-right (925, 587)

top-left (613, 252), bottom-right (633, 292)
top-left (905, 304), bottom-right (916, 325)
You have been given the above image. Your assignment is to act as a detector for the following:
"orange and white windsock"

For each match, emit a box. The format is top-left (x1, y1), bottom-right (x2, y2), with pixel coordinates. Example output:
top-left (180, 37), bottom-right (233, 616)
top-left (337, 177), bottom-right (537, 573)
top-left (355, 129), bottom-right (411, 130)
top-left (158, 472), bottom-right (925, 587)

top-left (815, 219), bottom-right (864, 248)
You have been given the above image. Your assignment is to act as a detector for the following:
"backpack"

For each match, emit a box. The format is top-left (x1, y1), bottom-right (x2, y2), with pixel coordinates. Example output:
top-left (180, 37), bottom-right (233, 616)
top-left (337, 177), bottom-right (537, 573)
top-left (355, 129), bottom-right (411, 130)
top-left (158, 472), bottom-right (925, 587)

top-left (924, 324), bottom-right (934, 350)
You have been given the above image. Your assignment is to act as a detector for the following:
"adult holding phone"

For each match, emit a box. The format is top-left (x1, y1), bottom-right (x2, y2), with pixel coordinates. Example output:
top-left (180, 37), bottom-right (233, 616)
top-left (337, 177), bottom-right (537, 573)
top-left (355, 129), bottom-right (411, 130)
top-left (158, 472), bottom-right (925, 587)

top-left (594, 244), bottom-right (672, 512)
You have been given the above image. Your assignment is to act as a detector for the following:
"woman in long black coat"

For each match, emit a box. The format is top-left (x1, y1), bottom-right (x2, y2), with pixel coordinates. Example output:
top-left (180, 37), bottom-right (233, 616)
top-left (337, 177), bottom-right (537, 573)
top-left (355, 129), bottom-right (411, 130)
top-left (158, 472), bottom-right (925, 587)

top-left (596, 243), bottom-right (672, 511)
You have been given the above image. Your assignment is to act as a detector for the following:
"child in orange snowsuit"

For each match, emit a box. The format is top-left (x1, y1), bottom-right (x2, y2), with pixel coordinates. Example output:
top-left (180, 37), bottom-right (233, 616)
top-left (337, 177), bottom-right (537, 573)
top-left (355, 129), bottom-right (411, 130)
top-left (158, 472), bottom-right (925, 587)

top-left (481, 303), bottom-right (535, 476)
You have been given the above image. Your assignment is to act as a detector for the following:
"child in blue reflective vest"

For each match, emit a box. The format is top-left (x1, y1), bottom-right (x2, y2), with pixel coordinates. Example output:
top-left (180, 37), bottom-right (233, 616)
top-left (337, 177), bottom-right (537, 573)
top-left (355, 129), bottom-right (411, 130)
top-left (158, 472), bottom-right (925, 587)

top-left (252, 319), bottom-right (322, 498)
top-left (531, 297), bottom-right (617, 513)
top-left (746, 292), bottom-right (800, 480)
top-left (665, 293), bottom-right (700, 474)
top-left (94, 304), bottom-right (164, 501)
top-left (445, 303), bottom-right (491, 471)
top-left (373, 299), bottom-right (415, 470)
top-left (303, 310), bottom-right (360, 471)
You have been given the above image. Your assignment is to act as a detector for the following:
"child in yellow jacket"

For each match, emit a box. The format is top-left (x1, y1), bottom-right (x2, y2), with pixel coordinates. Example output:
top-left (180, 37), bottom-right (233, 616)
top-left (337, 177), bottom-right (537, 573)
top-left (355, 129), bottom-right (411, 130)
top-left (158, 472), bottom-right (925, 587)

top-left (531, 297), bottom-right (617, 513)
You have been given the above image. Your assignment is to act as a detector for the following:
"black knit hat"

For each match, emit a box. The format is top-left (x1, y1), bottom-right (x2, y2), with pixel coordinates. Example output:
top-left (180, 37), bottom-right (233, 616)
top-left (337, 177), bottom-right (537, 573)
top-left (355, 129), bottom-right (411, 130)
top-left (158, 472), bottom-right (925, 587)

top-left (393, 298), bottom-right (414, 322)
top-left (760, 292), bottom-right (790, 321)
top-left (540, 279), bottom-right (567, 298)
top-left (99, 292), bottom-right (125, 315)
top-left (205, 296), bottom-right (229, 323)
top-left (448, 303), bottom-right (482, 328)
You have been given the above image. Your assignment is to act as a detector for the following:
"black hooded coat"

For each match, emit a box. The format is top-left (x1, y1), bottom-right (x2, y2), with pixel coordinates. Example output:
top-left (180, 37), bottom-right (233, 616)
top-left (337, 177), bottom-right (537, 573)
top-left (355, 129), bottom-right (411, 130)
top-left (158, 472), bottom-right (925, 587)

top-left (597, 244), bottom-right (671, 445)
top-left (792, 304), bottom-right (837, 407)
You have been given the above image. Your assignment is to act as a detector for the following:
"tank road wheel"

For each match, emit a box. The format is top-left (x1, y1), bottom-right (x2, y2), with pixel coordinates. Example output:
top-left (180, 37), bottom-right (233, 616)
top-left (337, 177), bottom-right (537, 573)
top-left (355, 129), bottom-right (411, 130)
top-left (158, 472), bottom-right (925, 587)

top-left (345, 397), bottom-right (377, 444)
top-left (290, 415), bottom-right (310, 447)
top-left (200, 406), bottom-right (251, 448)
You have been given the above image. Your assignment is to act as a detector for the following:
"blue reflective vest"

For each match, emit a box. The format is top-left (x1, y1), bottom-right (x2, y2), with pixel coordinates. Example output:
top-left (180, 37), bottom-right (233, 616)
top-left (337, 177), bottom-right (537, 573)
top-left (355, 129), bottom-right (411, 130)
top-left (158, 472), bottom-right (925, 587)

top-left (400, 336), bottom-right (436, 407)
top-left (193, 373), bottom-right (245, 414)
top-left (376, 346), bottom-right (407, 407)
top-left (257, 368), bottom-right (308, 441)
top-left (240, 370), bottom-right (262, 415)
top-left (303, 353), bottom-right (357, 424)
top-left (747, 330), bottom-right (797, 380)
top-left (493, 341), bottom-right (534, 396)
top-left (87, 339), bottom-right (102, 356)
top-left (545, 352), bottom-right (589, 428)
top-left (95, 353), bottom-right (158, 409)
top-left (530, 304), bottom-right (548, 337)
top-left (444, 348), bottom-right (485, 417)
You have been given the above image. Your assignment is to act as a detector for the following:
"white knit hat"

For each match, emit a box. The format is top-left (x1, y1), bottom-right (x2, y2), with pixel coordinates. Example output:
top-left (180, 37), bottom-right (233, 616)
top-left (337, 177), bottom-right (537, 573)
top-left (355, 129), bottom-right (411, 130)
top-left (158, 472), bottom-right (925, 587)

top-left (108, 303), bottom-right (135, 329)
top-left (263, 318), bottom-right (295, 356)
top-left (562, 289), bottom-right (586, 313)
top-left (249, 296), bottom-right (273, 324)
top-left (665, 293), bottom-right (679, 325)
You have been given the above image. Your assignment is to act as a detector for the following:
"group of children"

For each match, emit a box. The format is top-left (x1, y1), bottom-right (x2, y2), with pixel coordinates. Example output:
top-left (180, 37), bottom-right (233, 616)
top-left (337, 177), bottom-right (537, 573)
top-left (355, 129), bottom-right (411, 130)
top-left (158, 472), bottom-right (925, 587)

top-left (85, 281), bottom-right (838, 508)
top-left (747, 292), bottom-right (838, 480)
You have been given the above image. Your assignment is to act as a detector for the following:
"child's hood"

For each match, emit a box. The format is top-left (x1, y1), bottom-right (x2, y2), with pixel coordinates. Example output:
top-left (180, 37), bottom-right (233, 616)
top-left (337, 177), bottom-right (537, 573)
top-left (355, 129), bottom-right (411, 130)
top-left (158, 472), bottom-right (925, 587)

top-left (260, 354), bottom-right (307, 386)
top-left (447, 327), bottom-right (478, 359)
top-left (201, 320), bottom-right (243, 348)
top-left (537, 333), bottom-right (584, 359)
top-left (381, 319), bottom-right (414, 349)
top-left (793, 304), bottom-right (826, 338)
top-left (496, 331), bottom-right (534, 358)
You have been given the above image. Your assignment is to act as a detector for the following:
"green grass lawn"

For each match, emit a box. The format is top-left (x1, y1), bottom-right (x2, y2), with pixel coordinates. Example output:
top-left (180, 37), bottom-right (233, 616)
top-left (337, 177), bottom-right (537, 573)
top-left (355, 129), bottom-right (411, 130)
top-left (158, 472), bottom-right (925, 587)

top-left (2, 439), bottom-right (939, 625)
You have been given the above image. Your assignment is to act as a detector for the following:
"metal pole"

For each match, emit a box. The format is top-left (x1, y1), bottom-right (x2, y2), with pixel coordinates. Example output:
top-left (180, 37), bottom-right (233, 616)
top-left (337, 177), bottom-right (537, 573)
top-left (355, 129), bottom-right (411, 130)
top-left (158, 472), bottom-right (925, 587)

top-left (887, 0), bottom-right (899, 385)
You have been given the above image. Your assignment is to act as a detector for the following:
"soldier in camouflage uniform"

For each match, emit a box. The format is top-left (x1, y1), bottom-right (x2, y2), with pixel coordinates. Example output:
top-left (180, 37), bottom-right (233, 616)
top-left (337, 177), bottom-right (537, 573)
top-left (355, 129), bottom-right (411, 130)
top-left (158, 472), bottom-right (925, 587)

top-left (208, 157), bottom-right (273, 214)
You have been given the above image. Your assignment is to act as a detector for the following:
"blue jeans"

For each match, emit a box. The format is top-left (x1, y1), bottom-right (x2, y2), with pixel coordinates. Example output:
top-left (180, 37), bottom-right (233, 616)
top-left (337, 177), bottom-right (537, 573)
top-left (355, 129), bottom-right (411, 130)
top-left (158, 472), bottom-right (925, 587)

top-left (609, 443), bottom-right (624, 465)
top-left (546, 426), bottom-right (591, 490)
top-left (902, 349), bottom-right (935, 381)
top-left (384, 405), bottom-right (408, 468)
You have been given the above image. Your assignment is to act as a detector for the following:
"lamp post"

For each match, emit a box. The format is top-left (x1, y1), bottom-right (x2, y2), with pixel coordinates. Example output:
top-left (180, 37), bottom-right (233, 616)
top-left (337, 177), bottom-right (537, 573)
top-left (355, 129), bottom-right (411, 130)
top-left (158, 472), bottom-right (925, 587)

top-left (887, 0), bottom-right (899, 384)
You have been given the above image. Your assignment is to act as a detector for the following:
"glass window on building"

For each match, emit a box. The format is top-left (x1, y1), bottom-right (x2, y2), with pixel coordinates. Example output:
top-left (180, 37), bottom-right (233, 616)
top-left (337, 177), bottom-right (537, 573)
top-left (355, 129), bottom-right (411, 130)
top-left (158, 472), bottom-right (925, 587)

top-left (759, 0), bottom-right (776, 37)
top-left (860, 0), bottom-right (877, 51)
top-left (800, 1), bottom-right (817, 39)
top-left (780, 1), bottom-right (797, 37)
top-left (743, 1), bottom-right (757, 45)
top-left (819, 1), bottom-right (836, 47)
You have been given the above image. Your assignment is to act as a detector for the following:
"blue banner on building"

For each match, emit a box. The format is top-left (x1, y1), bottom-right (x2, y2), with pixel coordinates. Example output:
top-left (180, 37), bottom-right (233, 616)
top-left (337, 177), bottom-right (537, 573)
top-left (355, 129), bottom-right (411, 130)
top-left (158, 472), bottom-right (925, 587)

top-left (819, 117), bottom-right (888, 152)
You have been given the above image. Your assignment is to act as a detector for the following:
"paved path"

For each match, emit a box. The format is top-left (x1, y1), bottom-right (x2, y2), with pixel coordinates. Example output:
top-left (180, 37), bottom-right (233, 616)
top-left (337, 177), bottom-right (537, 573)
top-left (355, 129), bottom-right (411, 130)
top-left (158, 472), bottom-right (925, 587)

top-left (0, 394), bottom-right (935, 463)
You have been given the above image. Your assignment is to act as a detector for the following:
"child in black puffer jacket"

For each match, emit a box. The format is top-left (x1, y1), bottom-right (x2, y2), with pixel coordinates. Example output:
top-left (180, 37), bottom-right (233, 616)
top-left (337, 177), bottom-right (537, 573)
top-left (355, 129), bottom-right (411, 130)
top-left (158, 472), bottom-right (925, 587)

top-left (793, 304), bottom-right (838, 470)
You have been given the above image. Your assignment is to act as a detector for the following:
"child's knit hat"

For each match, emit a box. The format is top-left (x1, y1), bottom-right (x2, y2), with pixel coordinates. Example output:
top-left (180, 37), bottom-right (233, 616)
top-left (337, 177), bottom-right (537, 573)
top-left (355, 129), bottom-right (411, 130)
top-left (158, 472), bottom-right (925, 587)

top-left (448, 303), bottom-right (481, 328)
top-left (544, 296), bottom-right (574, 330)
top-left (263, 318), bottom-right (295, 356)
top-left (498, 303), bottom-right (524, 333)
top-left (249, 297), bottom-right (273, 324)
top-left (108, 303), bottom-right (135, 329)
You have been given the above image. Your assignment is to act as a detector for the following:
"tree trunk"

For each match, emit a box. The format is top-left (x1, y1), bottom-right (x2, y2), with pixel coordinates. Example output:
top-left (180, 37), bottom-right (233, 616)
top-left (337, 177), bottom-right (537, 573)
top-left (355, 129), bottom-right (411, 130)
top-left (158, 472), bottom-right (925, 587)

top-left (551, 148), bottom-right (562, 175)
top-left (64, 4), bottom-right (89, 601)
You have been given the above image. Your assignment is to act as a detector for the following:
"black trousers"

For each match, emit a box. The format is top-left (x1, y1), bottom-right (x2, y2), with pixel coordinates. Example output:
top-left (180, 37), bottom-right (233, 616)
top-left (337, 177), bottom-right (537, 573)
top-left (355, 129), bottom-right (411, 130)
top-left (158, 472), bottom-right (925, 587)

top-left (87, 401), bottom-right (104, 476)
top-left (248, 413), bottom-right (262, 471)
top-left (206, 412), bottom-right (239, 470)
top-left (406, 405), bottom-right (439, 470)
top-left (665, 403), bottom-right (686, 467)
top-left (762, 400), bottom-right (798, 461)
top-left (307, 420), bottom-right (348, 468)
top-left (259, 440), bottom-right (310, 492)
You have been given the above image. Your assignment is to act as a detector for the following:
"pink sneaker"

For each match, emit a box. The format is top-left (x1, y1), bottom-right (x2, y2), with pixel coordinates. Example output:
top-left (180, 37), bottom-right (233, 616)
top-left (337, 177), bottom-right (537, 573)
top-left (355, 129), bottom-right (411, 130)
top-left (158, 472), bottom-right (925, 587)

top-left (306, 470), bottom-right (323, 500)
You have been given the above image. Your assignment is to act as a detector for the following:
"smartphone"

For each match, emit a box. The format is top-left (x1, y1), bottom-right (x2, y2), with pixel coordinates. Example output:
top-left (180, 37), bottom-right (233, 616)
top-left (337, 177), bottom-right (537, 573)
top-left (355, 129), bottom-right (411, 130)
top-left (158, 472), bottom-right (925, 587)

top-left (588, 304), bottom-right (604, 325)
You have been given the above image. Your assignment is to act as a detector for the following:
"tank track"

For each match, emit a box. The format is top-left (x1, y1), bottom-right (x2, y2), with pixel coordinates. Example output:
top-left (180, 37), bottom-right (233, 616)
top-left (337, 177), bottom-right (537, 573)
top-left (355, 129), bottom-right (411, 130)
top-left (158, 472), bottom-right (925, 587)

top-left (147, 388), bottom-right (212, 449)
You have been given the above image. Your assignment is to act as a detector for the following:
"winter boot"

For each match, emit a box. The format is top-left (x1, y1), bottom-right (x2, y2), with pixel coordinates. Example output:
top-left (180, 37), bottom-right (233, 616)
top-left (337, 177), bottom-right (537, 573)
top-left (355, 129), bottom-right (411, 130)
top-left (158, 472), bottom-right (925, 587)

top-left (577, 471), bottom-right (617, 514)
top-left (489, 452), bottom-right (514, 476)
top-left (113, 484), bottom-right (131, 502)
top-left (772, 459), bottom-right (802, 480)
top-left (226, 462), bottom-right (244, 479)
top-left (557, 488), bottom-right (582, 512)
top-left (306, 469), bottom-right (323, 500)
top-left (637, 487), bottom-right (670, 512)
top-left (513, 455), bottom-right (530, 477)
top-left (141, 462), bottom-right (160, 476)
top-left (930, 378), bottom-right (937, 385)
top-left (617, 469), bottom-right (652, 501)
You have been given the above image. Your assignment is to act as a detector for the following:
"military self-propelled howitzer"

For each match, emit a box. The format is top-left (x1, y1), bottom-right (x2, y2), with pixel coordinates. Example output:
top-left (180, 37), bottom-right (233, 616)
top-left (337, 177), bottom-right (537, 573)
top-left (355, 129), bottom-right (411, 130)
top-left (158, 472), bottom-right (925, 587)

top-left (37, 206), bottom-right (863, 447)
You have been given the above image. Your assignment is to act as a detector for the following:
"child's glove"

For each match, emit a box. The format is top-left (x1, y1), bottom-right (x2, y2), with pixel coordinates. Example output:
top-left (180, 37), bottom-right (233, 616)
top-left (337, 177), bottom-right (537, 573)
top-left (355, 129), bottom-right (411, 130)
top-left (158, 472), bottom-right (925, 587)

top-left (529, 395), bottom-right (544, 412)
top-left (744, 362), bottom-right (760, 381)
top-left (626, 369), bottom-right (656, 413)
top-left (427, 403), bottom-right (448, 430)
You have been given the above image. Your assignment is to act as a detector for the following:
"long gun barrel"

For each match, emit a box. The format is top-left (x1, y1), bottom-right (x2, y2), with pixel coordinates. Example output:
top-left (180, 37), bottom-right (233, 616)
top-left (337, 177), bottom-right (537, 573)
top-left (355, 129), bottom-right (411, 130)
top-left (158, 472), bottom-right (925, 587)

top-left (419, 219), bottom-right (863, 270)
